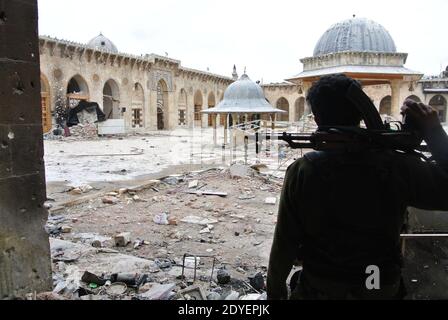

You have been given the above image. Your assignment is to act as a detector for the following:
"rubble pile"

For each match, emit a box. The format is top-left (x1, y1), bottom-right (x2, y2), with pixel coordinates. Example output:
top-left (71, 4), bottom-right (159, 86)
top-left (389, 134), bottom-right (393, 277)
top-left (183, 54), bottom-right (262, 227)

top-left (43, 165), bottom-right (284, 300)
top-left (68, 123), bottom-right (98, 139)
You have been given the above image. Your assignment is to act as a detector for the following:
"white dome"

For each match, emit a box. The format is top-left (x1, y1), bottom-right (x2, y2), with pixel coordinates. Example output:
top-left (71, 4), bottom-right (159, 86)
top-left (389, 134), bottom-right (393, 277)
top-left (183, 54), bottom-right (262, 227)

top-left (203, 74), bottom-right (286, 114)
top-left (313, 18), bottom-right (397, 56)
top-left (87, 33), bottom-right (118, 53)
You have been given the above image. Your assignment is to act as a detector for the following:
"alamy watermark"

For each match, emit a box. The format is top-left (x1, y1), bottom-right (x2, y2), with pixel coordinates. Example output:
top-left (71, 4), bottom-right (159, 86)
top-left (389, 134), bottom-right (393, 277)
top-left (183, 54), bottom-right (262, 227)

top-left (365, 265), bottom-right (381, 290)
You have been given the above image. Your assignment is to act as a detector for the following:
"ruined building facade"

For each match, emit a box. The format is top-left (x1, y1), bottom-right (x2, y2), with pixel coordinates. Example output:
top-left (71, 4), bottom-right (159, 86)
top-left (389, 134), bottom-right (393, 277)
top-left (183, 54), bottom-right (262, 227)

top-left (39, 20), bottom-right (448, 135)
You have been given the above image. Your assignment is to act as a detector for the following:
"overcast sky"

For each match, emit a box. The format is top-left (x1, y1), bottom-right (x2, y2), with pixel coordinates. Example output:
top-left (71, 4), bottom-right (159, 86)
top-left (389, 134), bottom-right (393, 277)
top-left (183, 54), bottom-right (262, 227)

top-left (38, 0), bottom-right (448, 83)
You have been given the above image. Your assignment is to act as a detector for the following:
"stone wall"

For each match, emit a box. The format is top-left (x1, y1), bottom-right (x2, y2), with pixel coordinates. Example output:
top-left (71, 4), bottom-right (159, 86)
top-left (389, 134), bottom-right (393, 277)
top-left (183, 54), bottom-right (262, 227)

top-left (0, 0), bottom-right (52, 298)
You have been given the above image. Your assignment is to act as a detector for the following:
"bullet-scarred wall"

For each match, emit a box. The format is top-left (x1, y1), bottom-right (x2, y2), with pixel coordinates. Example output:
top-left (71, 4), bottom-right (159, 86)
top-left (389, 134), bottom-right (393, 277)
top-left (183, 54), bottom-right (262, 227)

top-left (0, 0), bottom-right (52, 298)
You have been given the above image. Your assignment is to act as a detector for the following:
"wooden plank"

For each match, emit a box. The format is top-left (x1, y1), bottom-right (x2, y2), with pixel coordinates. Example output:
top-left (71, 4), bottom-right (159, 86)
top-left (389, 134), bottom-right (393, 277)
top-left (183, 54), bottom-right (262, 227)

top-left (186, 190), bottom-right (228, 197)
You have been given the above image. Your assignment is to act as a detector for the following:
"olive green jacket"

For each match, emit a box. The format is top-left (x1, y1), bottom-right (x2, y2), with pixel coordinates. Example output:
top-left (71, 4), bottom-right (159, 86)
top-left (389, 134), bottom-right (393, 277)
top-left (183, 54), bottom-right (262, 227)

top-left (267, 126), bottom-right (448, 300)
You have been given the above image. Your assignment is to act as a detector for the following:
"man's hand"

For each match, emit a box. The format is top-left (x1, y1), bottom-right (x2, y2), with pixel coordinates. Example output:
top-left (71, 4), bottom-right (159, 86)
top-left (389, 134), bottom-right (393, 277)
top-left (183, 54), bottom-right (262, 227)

top-left (401, 100), bottom-right (442, 136)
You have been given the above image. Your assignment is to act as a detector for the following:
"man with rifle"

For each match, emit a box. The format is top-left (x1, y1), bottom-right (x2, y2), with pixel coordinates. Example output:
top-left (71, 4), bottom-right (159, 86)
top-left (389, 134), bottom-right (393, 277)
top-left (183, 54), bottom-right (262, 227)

top-left (267, 74), bottom-right (448, 300)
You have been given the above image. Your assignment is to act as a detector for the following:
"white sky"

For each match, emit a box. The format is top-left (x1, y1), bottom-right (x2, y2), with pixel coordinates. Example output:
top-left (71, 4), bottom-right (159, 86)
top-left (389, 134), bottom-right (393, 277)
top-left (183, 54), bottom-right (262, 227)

top-left (38, 0), bottom-right (448, 83)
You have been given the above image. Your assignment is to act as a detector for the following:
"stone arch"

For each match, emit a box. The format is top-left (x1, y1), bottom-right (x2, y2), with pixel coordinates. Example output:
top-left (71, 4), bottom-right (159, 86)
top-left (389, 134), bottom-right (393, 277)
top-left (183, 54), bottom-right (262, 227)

top-left (429, 95), bottom-right (447, 123)
top-left (379, 96), bottom-right (392, 115)
top-left (157, 80), bottom-right (169, 130)
top-left (207, 92), bottom-right (216, 127)
top-left (194, 90), bottom-right (203, 127)
top-left (405, 95), bottom-right (421, 103)
top-left (67, 74), bottom-right (89, 96)
top-left (67, 75), bottom-right (90, 109)
top-left (178, 89), bottom-right (188, 127)
top-left (103, 79), bottom-right (120, 120)
top-left (41, 74), bottom-right (52, 133)
top-left (295, 97), bottom-right (305, 122)
top-left (276, 97), bottom-right (289, 122)
top-left (131, 82), bottom-right (145, 128)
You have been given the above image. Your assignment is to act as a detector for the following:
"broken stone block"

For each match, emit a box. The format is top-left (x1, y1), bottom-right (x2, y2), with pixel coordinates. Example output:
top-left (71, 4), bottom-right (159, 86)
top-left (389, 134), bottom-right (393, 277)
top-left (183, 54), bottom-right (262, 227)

top-left (102, 196), bottom-right (119, 205)
top-left (118, 188), bottom-right (128, 195)
top-left (153, 213), bottom-right (169, 225)
top-left (138, 283), bottom-right (176, 300)
top-left (179, 285), bottom-right (207, 300)
top-left (230, 164), bottom-right (251, 179)
top-left (61, 226), bottom-right (72, 234)
top-left (188, 180), bottom-right (199, 189)
top-left (168, 217), bottom-right (178, 226)
top-left (265, 197), bottom-right (277, 205)
top-left (181, 216), bottom-right (219, 226)
top-left (200, 227), bottom-right (211, 234)
top-left (69, 188), bottom-right (83, 195)
top-left (114, 232), bottom-right (131, 247)
top-left (91, 240), bottom-right (103, 248)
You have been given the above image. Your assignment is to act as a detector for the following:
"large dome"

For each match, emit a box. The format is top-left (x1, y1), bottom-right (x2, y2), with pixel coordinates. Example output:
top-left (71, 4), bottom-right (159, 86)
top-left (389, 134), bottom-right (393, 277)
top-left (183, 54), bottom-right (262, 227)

top-left (313, 18), bottom-right (397, 56)
top-left (87, 33), bottom-right (118, 53)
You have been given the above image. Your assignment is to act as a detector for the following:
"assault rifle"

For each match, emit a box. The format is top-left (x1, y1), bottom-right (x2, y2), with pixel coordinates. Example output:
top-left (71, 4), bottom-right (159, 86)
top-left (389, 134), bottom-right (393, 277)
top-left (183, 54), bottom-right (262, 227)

top-left (258, 82), bottom-right (430, 156)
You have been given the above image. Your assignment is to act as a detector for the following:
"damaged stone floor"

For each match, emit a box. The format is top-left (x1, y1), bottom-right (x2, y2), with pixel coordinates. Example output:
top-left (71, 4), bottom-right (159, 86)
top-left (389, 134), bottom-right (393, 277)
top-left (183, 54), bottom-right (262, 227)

top-left (45, 165), bottom-right (285, 300)
top-left (41, 127), bottom-right (448, 301)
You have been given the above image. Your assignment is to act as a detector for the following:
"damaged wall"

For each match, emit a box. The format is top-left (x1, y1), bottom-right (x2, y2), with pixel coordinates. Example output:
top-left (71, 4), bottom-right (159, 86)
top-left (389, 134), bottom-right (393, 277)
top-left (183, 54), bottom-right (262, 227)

top-left (0, 0), bottom-right (52, 298)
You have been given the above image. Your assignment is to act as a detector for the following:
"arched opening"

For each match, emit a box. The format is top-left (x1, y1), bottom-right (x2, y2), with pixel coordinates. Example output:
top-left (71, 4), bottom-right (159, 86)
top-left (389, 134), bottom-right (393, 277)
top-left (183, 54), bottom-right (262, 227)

top-left (429, 95), bottom-right (447, 123)
top-left (67, 75), bottom-right (90, 109)
top-left (406, 95), bottom-right (421, 103)
top-left (194, 90), bottom-right (203, 127)
top-left (208, 92), bottom-right (216, 127)
top-left (41, 74), bottom-right (52, 133)
top-left (295, 97), bottom-right (305, 121)
top-left (157, 80), bottom-right (168, 130)
top-left (379, 96), bottom-right (392, 115)
top-left (178, 89), bottom-right (187, 127)
top-left (131, 83), bottom-right (145, 128)
top-left (276, 97), bottom-right (289, 122)
top-left (102, 79), bottom-right (120, 120)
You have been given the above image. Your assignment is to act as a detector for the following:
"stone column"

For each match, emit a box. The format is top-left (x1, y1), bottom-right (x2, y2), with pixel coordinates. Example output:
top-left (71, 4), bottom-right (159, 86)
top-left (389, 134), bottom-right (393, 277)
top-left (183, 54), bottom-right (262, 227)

top-left (167, 91), bottom-right (175, 130)
top-left (302, 81), bottom-right (312, 115)
top-left (390, 80), bottom-right (403, 119)
top-left (0, 0), bottom-right (52, 298)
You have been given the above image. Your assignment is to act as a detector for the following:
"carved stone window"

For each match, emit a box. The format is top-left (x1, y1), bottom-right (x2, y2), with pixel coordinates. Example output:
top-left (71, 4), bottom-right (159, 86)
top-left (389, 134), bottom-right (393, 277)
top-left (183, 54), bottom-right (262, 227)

top-left (132, 109), bottom-right (143, 128)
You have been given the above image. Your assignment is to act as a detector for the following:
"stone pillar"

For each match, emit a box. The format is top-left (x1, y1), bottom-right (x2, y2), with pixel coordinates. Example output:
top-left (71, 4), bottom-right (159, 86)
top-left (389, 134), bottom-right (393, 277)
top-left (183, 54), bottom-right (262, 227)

top-left (0, 0), bottom-right (52, 298)
top-left (149, 89), bottom-right (158, 130)
top-left (390, 80), bottom-right (403, 119)
top-left (289, 99), bottom-right (296, 123)
top-left (167, 91), bottom-right (175, 130)
top-left (212, 115), bottom-right (217, 145)
top-left (302, 81), bottom-right (312, 115)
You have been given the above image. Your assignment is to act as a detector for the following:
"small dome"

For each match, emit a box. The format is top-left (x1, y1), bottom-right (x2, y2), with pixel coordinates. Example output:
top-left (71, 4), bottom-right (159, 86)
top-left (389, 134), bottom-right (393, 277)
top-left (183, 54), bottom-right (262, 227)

top-left (313, 18), bottom-right (397, 56)
top-left (87, 33), bottom-right (118, 53)
top-left (203, 74), bottom-right (286, 114)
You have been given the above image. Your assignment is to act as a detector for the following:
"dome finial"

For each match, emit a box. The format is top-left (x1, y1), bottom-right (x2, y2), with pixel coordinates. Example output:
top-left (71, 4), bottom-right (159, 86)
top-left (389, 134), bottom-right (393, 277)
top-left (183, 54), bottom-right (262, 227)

top-left (232, 65), bottom-right (238, 81)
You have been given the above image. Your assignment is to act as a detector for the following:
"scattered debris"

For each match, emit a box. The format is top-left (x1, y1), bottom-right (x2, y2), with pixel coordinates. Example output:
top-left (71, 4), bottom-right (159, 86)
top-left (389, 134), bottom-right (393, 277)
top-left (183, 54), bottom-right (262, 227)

top-left (153, 213), bottom-right (169, 225)
top-left (180, 285), bottom-right (207, 300)
top-left (265, 197), bottom-right (277, 205)
top-left (225, 291), bottom-right (240, 300)
top-left (248, 272), bottom-right (265, 291)
top-left (230, 164), bottom-right (252, 179)
top-left (217, 268), bottom-right (231, 285)
top-left (138, 283), bottom-right (176, 300)
top-left (61, 226), bottom-right (72, 234)
top-left (114, 232), bottom-right (131, 247)
top-left (186, 190), bottom-right (228, 197)
top-left (102, 196), bottom-right (119, 205)
top-left (188, 180), bottom-right (199, 189)
top-left (181, 216), bottom-right (219, 226)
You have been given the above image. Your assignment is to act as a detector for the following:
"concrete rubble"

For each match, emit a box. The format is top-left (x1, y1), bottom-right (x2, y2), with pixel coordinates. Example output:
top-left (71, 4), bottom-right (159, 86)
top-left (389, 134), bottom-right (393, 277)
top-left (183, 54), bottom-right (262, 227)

top-left (42, 165), bottom-right (286, 300)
